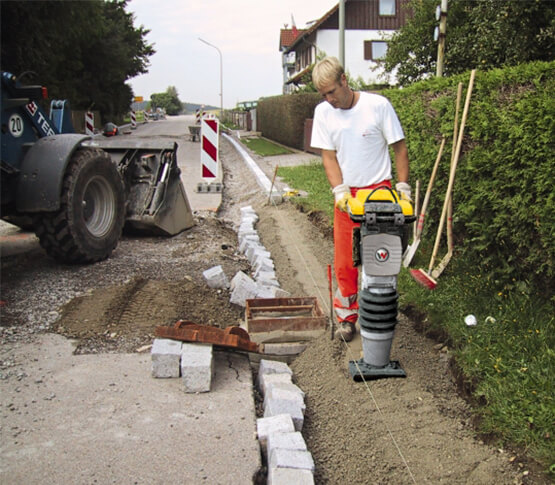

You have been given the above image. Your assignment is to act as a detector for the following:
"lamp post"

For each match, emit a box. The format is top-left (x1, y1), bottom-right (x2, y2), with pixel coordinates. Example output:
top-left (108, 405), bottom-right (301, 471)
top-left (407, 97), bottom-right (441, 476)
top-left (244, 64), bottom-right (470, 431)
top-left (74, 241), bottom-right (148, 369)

top-left (199, 38), bottom-right (223, 120)
top-left (435, 0), bottom-right (448, 77)
top-left (339, 0), bottom-right (345, 68)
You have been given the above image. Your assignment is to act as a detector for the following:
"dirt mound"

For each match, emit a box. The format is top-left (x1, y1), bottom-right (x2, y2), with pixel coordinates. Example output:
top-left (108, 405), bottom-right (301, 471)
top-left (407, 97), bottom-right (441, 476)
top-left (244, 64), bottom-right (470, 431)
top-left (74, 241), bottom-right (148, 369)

top-left (54, 276), bottom-right (243, 354)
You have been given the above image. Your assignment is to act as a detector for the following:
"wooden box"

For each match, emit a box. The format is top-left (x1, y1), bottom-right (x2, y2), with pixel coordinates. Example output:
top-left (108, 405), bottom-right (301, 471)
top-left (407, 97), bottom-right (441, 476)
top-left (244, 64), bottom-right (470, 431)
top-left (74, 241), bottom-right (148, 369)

top-left (245, 297), bottom-right (327, 343)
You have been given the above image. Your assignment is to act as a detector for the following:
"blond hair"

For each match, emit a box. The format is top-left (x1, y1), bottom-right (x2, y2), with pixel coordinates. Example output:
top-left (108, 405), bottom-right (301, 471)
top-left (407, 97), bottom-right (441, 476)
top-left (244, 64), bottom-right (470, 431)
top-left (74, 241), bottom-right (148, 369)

top-left (312, 57), bottom-right (344, 90)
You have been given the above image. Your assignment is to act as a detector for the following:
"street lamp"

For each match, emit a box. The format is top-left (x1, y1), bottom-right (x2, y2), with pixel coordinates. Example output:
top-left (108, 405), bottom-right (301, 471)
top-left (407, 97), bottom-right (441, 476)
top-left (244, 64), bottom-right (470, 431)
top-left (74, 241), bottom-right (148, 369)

top-left (199, 37), bottom-right (223, 120)
top-left (435, 0), bottom-right (448, 77)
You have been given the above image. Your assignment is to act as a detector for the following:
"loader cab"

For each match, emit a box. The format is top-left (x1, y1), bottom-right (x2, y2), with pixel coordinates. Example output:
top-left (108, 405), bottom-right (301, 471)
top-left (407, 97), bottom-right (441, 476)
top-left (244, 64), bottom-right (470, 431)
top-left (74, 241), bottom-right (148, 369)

top-left (1, 71), bottom-right (64, 172)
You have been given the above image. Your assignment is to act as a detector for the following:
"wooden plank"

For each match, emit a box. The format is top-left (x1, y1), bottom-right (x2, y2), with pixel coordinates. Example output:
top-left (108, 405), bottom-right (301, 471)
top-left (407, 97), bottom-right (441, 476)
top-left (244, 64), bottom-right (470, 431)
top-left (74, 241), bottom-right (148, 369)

top-left (246, 316), bottom-right (327, 334)
top-left (246, 297), bottom-right (325, 318)
top-left (249, 305), bottom-right (313, 313)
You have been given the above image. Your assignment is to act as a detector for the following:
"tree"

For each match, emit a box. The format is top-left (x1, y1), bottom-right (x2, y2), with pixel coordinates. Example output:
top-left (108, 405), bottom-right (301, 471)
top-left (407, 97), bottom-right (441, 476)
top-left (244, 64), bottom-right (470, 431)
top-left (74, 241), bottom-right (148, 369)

top-left (1, 0), bottom-right (154, 121)
top-left (150, 86), bottom-right (183, 115)
top-left (383, 0), bottom-right (555, 86)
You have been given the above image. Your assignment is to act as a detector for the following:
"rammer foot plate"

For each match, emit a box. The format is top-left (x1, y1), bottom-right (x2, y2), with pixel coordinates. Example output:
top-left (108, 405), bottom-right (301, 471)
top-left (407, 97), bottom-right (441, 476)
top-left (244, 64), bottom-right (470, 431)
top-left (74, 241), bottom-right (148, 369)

top-left (349, 359), bottom-right (407, 381)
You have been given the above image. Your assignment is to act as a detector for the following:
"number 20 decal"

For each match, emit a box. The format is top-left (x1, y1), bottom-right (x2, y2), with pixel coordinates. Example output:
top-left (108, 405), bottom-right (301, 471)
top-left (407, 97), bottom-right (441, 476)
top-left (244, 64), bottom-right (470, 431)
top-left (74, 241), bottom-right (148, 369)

top-left (9, 114), bottom-right (24, 137)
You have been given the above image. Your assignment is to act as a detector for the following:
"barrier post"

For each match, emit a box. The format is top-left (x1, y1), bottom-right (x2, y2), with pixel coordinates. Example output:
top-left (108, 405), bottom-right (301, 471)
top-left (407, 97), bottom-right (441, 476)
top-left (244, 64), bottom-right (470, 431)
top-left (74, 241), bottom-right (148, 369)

top-left (200, 117), bottom-right (219, 181)
top-left (85, 111), bottom-right (94, 135)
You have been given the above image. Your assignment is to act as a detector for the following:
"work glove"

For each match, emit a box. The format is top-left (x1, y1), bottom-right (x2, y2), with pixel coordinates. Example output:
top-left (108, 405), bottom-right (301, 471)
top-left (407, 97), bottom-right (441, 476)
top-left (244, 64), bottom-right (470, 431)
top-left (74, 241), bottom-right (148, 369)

top-left (333, 183), bottom-right (352, 212)
top-left (395, 182), bottom-right (412, 202)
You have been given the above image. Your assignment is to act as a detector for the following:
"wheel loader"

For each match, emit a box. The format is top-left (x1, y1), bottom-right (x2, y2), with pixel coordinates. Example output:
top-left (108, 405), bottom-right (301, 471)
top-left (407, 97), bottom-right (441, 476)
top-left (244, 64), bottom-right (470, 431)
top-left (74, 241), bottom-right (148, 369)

top-left (0, 71), bottom-right (194, 264)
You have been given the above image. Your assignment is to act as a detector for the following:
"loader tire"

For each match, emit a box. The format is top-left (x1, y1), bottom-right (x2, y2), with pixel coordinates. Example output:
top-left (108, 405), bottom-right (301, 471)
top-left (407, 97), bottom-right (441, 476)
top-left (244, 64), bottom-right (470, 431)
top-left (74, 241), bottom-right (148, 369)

top-left (34, 147), bottom-right (125, 264)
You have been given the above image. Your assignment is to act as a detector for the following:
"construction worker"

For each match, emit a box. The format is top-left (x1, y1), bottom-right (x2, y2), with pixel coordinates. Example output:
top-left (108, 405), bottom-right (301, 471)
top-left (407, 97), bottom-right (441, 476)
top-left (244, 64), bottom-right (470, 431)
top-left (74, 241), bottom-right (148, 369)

top-left (310, 56), bottom-right (411, 342)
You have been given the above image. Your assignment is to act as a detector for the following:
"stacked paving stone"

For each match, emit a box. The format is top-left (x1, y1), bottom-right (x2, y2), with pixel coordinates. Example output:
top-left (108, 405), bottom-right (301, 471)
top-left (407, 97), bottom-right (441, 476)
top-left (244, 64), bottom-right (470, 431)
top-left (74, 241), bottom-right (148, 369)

top-left (231, 206), bottom-right (290, 305)
top-left (152, 205), bottom-right (315, 482)
top-left (202, 205), bottom-right (292, 306)
top-left (256, 359), bottom-right (315, 484)
top-left (152, 205), bottom-right (292, 394)
top-left (151, 338), bottom-right (214, 393)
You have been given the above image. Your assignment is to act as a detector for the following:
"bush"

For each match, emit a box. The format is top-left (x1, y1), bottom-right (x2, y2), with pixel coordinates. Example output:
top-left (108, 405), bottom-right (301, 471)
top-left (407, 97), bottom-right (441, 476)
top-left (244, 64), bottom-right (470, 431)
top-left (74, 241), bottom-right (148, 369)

top-left (383, 61), bottom-right (555, 297)
top-left (257, 93), bottom-right (321, 150)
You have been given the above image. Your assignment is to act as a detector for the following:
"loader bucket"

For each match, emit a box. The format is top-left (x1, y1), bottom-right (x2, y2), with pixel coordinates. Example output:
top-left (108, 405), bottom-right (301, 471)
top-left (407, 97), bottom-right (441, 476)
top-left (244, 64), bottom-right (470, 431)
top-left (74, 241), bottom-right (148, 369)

top-left (126, 167), bottom-right (194, 235)
top-left (82, 138), bottom-right (194, 236)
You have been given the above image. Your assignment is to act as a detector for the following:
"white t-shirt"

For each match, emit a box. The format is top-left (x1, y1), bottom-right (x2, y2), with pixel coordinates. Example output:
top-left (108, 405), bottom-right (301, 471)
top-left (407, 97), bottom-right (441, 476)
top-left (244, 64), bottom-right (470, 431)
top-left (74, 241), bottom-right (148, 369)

top-left (311, 92), bottom-right (405, 187)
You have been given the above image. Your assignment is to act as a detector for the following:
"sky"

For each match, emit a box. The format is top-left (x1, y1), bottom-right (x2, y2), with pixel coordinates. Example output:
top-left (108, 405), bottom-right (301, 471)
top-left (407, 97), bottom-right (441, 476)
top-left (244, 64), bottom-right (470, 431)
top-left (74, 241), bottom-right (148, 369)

top-left (127, 0), bottom-right (338, 109)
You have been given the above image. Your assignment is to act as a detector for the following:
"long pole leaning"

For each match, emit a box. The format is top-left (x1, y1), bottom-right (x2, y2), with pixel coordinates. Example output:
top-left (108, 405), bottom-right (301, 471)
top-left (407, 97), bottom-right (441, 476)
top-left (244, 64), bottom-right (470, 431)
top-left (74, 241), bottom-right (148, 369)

top-left (431, 81), bottom-right (463, 279)
top-left (427, 69), bottom-right (476, 274)
top-left (402, 137), bottom-right (445, 268)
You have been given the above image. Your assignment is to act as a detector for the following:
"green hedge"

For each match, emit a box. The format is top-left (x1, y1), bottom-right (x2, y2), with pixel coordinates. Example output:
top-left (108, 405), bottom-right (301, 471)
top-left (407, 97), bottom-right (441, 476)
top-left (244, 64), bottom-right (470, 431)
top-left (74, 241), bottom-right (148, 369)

top-left (384, 61), bottom-right (554, 296)
top-left (257, 92), bottom-right (321, 150)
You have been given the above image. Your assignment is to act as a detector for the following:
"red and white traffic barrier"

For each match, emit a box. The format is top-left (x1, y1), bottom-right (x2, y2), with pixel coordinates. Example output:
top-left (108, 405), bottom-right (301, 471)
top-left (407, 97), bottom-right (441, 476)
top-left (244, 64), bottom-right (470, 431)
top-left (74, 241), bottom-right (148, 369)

top-left (85, 111), bottom-right (94, 135)
top-left (201, 117), bottom-right (219, 180)
top-left (130, 110), bottom-right (137, 129)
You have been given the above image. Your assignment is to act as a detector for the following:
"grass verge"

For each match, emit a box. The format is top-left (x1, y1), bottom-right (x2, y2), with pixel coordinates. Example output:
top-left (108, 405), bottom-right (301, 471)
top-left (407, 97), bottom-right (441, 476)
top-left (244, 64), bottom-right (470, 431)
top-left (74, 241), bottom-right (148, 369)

top-left (278, 163), bottom-right (335, 221)
top-left (279, 162), bottom-right (555, 475)
top-left (240, 137), bottom-right (293, 157)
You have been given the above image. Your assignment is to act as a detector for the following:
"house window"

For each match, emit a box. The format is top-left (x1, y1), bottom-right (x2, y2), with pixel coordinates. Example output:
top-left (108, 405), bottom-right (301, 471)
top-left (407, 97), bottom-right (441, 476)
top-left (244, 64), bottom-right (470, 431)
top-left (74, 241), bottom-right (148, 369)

top-left (379, 0), bottom-right (396, 16)
top-left (364, 40), bottom-right (388, 60)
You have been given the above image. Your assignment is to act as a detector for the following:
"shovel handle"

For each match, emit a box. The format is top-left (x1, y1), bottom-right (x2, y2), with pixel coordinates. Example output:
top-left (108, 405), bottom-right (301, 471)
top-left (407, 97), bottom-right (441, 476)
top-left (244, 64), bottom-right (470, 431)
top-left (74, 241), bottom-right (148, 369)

top-left (416, 137), bottom-right (446, 239)
top-left (267, 165), bottom-right (279, 204)
top-left (327, 264), bottom-right (334, 339)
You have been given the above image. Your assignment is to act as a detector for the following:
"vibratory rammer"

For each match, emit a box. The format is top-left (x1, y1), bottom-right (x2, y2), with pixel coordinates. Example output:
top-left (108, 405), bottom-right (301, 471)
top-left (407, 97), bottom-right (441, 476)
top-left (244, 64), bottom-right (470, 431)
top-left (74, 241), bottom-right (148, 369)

top-left (347, 188), bottom-right (415, 380)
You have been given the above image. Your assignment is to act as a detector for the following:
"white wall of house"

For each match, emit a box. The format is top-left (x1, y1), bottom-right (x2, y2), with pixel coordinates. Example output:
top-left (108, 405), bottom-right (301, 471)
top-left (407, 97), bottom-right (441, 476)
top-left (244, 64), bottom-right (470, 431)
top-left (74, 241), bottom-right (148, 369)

top-left (316, 29), bottom-right (396, 85)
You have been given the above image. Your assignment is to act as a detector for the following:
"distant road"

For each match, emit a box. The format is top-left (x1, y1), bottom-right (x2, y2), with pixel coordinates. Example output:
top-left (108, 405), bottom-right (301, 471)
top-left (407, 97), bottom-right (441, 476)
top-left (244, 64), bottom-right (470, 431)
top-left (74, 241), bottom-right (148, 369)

top-left (125, 115), bottom-right (222, 211)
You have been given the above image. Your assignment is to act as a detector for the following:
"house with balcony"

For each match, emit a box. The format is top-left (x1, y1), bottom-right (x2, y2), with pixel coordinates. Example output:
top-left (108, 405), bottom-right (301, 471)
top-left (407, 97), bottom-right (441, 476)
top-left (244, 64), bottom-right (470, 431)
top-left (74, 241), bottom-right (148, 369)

top-left (279, 27), bottom-right (307, 94)
top-left (281, 0), bottom-right (411, 92)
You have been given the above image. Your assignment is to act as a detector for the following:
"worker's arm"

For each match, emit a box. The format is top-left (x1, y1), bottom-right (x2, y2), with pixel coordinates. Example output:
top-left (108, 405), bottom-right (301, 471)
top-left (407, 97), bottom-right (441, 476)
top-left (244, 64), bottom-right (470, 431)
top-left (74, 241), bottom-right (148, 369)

top-left (392, 139), bottom-right (409, 183)
top-left (392, 139), bottom-right (411, 200)
top-left (321, 149), bottom-right (351, 211)
top-left (321, 149), bottom-right (343, 188)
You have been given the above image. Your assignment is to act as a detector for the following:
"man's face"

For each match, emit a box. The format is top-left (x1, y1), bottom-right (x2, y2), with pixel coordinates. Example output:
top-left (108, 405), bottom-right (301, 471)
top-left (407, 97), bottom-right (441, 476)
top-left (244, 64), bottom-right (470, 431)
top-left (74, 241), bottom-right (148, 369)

top-left (317, 74), bottom-right (351, 109)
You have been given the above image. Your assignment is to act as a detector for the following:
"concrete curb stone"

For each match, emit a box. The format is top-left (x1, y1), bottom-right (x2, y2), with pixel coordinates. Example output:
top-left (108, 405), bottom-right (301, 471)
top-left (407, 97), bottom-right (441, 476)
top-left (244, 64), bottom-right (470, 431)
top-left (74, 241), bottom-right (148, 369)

top-left (264, 385), bottom-right (305, 409)
top-left (181, 343), bottom-right (214, 393)
top-left (151, 338), bottom-right (183, 378)
top-left (264, 398), bottom-right (305, 431)
top-left (256, 413), bottom-right (295, 452)
top-left (267, 431), bottom-right (307, 456)
top-left (269, 448), bottom-right (315, 471)
top-left (202, 265), bottom-right (230, 289)
top-left (230, 271), bottom-right (258, 306)
top-left (258, 372), bottom-right (293, 395)
top-left (268, 467), bottom-right (315, 485)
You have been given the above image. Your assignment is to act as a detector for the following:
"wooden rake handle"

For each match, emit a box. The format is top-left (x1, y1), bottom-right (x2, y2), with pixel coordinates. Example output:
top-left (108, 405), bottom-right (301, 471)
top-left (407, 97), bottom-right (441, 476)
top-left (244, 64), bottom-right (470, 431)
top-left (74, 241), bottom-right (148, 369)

top-left (428, 70), bottom-right (476, 274)
top-left (416, 137), bottom-right (446, 240)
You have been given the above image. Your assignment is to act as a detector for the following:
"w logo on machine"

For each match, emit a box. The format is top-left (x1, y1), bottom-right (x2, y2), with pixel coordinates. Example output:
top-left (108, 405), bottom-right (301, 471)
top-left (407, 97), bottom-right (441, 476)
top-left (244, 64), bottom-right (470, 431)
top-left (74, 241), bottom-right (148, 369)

top-left (375, 248), bottom-right (389, 262)
top-left (201, 117), bottom-right (219, 180)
